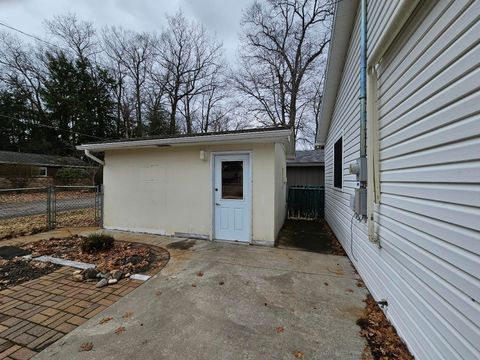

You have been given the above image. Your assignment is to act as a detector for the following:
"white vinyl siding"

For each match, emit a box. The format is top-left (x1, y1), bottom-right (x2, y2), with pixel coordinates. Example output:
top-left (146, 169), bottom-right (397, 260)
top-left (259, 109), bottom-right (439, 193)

top-left (324, 1), bottom-right (480, 359)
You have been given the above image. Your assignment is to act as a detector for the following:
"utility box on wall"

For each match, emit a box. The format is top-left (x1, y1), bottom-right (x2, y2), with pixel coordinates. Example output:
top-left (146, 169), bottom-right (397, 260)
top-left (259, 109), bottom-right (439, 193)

top-left (351, 188), bottom-right (367, 216)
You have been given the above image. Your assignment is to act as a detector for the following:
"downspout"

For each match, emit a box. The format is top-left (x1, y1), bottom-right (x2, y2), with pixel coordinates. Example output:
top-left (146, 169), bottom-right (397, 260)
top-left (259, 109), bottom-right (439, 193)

top-left (365, 0), bottom-right (420, 245)
top-left (359, 0), bottom-right (367, 187)
top-left (84, 150), bottom-right (104, 166)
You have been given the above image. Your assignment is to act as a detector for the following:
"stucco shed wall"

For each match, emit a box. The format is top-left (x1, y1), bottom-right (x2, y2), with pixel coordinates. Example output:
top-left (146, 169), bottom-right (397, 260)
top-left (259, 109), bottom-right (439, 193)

top-left (103, 142), bottom-right (283, 245)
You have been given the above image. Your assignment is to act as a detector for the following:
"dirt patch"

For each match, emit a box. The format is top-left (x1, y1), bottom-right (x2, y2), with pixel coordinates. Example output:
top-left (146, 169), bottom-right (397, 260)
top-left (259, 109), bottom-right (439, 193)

top-left (0, 190), bottom-right (94, 204)
top-left (22, 235), bottom-right (169, 274)
top-left (167, 239), bottom-right (196, 250)
top-left (277, 219), bottom-right (346, 255)
top-left (0, 209), bottom-right (96, 240)
top-left (0, 258), bottom-right (60, 290)
top-left (357, 294), bottom-right (414, 360)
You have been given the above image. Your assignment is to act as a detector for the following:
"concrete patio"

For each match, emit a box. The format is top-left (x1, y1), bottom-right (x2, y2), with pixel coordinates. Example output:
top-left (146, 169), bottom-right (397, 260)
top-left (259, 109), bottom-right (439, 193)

top-left (26, 229), bottom-right (368, 359)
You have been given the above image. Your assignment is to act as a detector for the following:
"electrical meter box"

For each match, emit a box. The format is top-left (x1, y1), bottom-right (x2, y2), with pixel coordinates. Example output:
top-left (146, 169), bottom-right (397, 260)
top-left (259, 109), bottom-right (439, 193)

top-left (351, 188), bottom-right (367, 216)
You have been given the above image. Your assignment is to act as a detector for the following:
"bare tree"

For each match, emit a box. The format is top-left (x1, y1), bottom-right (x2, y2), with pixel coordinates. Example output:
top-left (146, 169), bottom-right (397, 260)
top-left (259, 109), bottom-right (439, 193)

top-left (102, 27), bottom-right (157, 136)
top-left (235, 0), bottom-right (333, 145)
top-left (157, 11), bottom-right (224, 134)
top-left (0, 32), bottom-right (47, 117)
top-left (45, 14), bottom-right (98, 62)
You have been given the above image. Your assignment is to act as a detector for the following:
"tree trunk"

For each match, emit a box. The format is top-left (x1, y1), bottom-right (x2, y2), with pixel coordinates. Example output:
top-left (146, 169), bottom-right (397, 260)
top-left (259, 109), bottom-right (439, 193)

top-left (135, 81), bottom-right (142, 137)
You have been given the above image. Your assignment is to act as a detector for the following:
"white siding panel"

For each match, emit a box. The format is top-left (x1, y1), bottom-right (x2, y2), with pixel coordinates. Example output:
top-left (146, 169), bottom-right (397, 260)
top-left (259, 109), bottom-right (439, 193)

top-left (324, 0), bottom-right (480, 359)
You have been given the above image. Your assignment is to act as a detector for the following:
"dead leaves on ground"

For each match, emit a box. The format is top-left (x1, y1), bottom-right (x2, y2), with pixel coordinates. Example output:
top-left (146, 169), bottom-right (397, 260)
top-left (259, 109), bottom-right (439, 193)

top-left (122, 311), bottom-right (133, 319)
top-left (80, 342), bottom-right (94, 352)
top-left (275, 326), bottom-right (284, 334)
top-left (114, 326), bottom-right (126, 335)
top-left (293, 350), bottom-right (304, 359)
top-left (357, 294), bottom-right (414, 360)
top-left (22, 235), bottom-right (157, 274)
top-left (99, 316), bottom-right (113, 325)
top-left (196, 271), bottom-right (204, 277)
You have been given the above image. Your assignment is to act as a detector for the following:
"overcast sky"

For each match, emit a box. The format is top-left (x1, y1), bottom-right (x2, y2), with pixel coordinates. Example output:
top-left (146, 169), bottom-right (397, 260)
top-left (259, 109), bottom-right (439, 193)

top-left (0, 0), bottom-right (253, 64)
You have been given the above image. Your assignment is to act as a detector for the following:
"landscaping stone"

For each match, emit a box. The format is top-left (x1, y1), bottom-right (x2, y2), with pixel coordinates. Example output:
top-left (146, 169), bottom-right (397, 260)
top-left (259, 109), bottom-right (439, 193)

top-left (96, 278), bottom-right (108, 288)
top-left (83, 268), bottom-right (99, 280)
top-left (72, 274), bottom-right (84, 282)
top-left (111, 270), bottom-right (123, 281)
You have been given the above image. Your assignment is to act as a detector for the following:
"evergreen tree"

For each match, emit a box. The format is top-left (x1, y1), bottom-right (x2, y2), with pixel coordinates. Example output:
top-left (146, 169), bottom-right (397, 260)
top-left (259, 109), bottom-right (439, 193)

top-left (41, 51), bottom-right (116, 155)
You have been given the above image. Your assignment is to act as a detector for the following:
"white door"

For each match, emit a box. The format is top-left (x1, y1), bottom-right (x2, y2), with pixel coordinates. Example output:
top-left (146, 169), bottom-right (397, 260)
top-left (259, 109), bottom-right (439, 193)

top-left (214, 154), bottom-right (251, 242)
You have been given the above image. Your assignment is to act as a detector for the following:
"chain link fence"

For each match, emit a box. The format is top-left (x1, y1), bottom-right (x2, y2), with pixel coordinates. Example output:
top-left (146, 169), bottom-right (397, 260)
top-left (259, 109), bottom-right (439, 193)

top-left (0, 186), bottom-right (102, 240)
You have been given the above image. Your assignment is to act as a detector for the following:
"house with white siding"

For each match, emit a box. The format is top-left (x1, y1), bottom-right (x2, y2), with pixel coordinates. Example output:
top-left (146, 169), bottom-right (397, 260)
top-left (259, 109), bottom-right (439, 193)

top-left (317, 0), bottom-right (480, 359)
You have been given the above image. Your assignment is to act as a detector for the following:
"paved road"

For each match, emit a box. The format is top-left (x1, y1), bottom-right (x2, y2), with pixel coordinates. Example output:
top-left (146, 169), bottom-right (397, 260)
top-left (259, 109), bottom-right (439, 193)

top-left (0, 198), bottom-right (95, 220)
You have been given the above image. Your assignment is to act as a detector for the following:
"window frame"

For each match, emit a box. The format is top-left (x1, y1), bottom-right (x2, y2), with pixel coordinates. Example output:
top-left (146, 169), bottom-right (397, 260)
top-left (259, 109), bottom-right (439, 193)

top-left (37, 166), bottom-right (48, 177)
top-left (333, 136), bottom-right (343, 189)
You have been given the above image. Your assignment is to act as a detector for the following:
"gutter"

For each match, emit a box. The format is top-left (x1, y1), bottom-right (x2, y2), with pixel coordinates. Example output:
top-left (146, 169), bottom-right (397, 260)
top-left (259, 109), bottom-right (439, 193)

top-left (367, 0), bottom-right (420, 67)
top-left (84, 150), bottom-right (104, 166)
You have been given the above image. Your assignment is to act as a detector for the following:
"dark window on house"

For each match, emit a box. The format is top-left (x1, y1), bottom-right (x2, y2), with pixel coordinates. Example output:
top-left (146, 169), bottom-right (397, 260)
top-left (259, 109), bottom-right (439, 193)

top-left (334, 137), bottom-right (343, 188)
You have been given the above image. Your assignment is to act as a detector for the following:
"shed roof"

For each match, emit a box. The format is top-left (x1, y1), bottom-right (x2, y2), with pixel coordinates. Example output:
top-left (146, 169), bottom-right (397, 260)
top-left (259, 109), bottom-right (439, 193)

top-left (0, 151), bottom-right (91, 168)
top-left (287, 149), bottom-right (324, 167)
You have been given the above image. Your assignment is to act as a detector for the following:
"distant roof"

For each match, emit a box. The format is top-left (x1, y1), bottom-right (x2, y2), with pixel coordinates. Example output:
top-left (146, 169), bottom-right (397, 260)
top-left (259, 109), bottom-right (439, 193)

top-left (0, 151), bottom-right (91, 168)
top-left (287, 149), bottom-right (324, 166)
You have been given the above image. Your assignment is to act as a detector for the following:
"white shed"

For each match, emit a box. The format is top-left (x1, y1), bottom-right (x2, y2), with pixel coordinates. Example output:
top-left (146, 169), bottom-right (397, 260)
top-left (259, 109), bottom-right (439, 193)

top-left (317, 0), bottom-right (480, 359)
top-left (77, 127), bottom-right (294, 246)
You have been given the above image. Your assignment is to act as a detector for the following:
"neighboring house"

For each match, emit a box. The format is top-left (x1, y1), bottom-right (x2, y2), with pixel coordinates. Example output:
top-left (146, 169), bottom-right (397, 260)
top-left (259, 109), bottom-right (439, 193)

top-left (286, 149), bottom-right (324, 189)
top-left (317, 0), bottom-right (480, 359)
top-left (0, 151), bottom-right (93, 189)
top-left (77, 127), bottom-right (294, 246)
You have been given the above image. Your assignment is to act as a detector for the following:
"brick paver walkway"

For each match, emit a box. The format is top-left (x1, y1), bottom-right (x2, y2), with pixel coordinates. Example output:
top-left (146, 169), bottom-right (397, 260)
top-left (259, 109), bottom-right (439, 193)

top-left (0, 267), bottom-right (142, 359)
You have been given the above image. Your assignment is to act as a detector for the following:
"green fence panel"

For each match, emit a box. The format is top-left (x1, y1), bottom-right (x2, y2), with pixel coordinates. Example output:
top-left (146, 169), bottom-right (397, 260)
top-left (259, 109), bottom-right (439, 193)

top-left (287, 186), bottom-right (324, 219)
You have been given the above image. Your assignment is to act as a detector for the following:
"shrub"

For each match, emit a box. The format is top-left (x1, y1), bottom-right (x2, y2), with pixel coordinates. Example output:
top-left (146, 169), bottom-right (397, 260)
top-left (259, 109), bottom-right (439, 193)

top-left (56, 168), bottom-right (90, 179)
top-left (80, 234), bottom-right (114, 253)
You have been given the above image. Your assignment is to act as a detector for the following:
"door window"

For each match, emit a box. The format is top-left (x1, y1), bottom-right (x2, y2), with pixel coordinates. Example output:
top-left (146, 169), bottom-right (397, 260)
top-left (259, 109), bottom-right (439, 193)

top-left (221, 161), bottom-right (243, 199)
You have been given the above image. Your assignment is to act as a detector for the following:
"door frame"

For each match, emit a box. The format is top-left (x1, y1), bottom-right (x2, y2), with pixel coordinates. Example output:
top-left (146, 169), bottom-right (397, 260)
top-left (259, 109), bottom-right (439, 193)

top-left (210, 151), bottom-right (253, 243)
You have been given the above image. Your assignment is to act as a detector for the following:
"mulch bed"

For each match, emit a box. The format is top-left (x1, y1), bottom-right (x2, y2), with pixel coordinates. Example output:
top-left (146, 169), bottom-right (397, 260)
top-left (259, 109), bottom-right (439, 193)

top-left (0, 258), bottom-right (59, 290)
top-left (357, 294), bottom-right (414, 360)
top-left (22, 235), bottom-right (168, 274)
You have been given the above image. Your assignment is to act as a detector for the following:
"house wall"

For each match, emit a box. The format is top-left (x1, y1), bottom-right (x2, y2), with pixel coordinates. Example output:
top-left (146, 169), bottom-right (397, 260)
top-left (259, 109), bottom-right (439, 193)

top-left (324, 1), bottom-right (480, 359)
top-left (103, 142), bottom-right (283, 245)
top-left (273, 143), bottom-right (287, 241)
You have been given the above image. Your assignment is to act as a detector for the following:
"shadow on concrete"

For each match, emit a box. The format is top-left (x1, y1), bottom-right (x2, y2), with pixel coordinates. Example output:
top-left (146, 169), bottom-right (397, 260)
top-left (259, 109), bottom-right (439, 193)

top-left (277, 219), bottom-right (346, 255)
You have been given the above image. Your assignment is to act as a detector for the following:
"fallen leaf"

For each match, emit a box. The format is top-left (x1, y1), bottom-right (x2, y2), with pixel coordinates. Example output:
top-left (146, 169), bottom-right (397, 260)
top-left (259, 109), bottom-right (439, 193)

top-left (324, 282), bottom-right (329, 286)
top-left (122, 311), bottom-right (133, 319)
top-left (275, 326), bottom-right (284, 334)
top-left (114, 326), bottom-right (126, 335)
top-left (346, 289), bottom-right (354, 293)
top-left (293, 350), bottom-right (304, 359)
top-left (99, 317), bottom-right (113, 324)
top-left (196, 271), bottom-right (204, 277)
top-left (192, 284), bottom-right (197, 287)
top-left (219, 281), bottom-right (224, 285)
top-left (80, 342), bottom-right (93, 352)
top-left (155, 291), bottom-right (162, 296)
